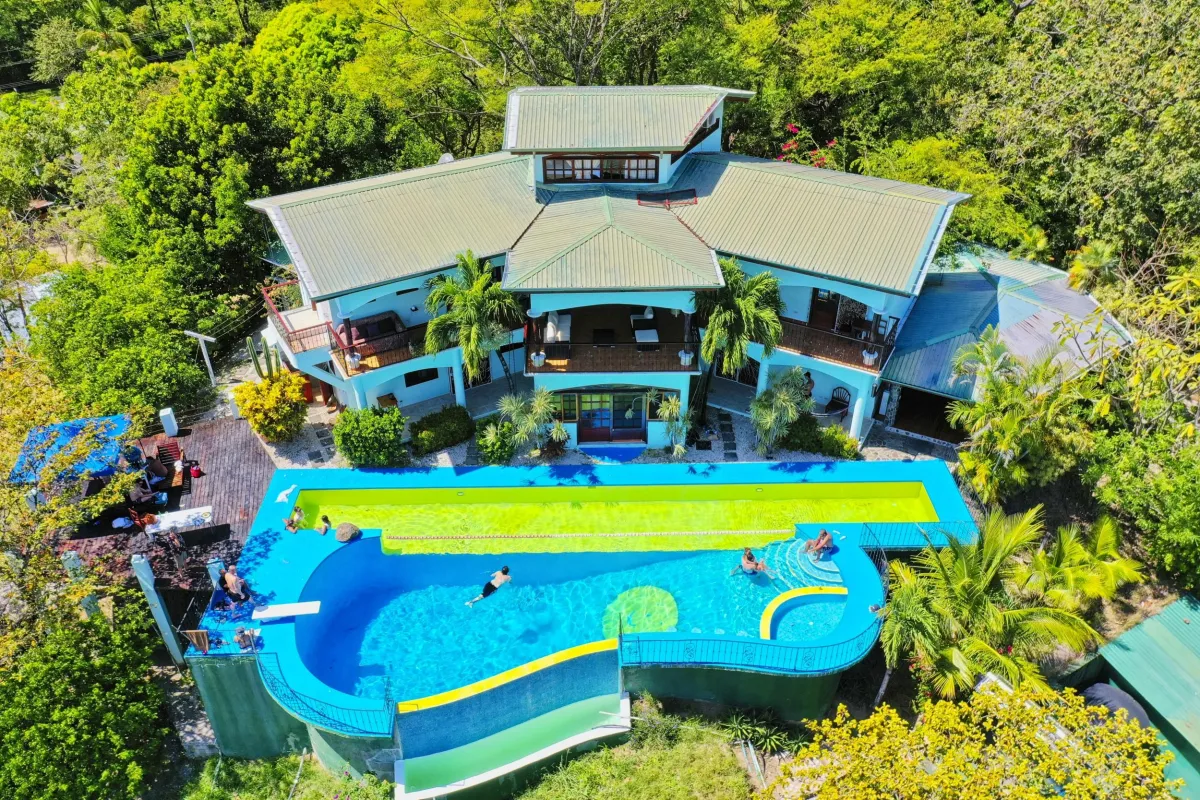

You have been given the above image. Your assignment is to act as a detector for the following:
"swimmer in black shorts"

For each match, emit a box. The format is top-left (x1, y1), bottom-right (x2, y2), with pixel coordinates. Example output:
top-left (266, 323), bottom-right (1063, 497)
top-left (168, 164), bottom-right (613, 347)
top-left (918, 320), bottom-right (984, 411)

top-left (467, 566), bottom-right (511, 607)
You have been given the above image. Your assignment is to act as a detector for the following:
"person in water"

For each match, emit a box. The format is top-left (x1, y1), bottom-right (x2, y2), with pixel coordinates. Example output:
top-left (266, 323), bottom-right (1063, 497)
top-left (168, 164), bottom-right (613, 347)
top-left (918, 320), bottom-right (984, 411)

top-left (731, 548), bottom-right (775, 578)
top-left (284, 505), bottom-right (304, 533)
top-left (804, 529), bottom-right (834, 557)
top-left (467, 566), bottom-right (511, 607)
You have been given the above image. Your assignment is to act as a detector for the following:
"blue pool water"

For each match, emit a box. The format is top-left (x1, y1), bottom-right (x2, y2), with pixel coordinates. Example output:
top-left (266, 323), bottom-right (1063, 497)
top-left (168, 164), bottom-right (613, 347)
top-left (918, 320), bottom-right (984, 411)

top-left (306, 549), bottom-right (846, 701)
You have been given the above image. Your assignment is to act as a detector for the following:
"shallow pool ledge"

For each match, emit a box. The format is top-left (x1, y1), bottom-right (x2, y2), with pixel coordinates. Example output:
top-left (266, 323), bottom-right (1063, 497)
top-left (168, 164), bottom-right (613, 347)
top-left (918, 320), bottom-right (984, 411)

top-left (759, 586), bottom-right (849, 640)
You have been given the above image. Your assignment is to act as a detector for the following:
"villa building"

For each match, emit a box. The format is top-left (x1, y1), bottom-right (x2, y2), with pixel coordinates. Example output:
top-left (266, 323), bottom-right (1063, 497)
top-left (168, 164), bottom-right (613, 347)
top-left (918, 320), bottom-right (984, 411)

top-left (251, 85), bottom-right (1120, 449)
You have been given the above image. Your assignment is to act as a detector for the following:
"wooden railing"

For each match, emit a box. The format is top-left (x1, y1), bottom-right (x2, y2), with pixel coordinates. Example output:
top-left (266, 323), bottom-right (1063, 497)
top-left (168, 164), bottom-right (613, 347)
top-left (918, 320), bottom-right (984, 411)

top-left (330, 323), bottom-right (430, 377)
top-left (778, 318), bottom-right (892, 373)
top-left (526, 342), bottom-right (698, 374)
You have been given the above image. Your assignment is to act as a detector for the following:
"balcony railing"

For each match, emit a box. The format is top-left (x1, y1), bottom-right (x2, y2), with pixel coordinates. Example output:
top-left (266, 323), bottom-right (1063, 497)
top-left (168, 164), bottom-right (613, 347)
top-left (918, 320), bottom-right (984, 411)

top-left (330, 323), bottom-right (430, 377)
top-left (778, 317), bottom-right (892, 373)
top-left (526, 341), bottom-right (698, 374)
top-left (263, 281), bottom-right (339, 355)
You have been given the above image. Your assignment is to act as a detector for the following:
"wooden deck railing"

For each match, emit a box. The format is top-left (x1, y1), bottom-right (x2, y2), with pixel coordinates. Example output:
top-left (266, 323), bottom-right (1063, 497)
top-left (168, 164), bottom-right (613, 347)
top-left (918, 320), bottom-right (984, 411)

top-left (330, 323), bottom-right (430, 376)
top-left (778, 318), bottom-right (891, 373)
top-left (526, 342), bottom-right (699, 374)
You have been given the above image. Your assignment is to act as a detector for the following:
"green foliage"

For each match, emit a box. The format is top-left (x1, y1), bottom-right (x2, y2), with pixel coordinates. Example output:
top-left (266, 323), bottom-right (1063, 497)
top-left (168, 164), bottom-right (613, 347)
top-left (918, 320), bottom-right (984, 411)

top-left (233, 371), bottom-right (307, 443)
top-left (0, 602), bottom-right (167, 800)
top-left (948, 327), bottom-right (1096, 503)
top-left (498, 387), bottom-right (568, 455)
top-left (779, 413), bottom-right (861, 459)
top-left (721, 711), bottom-right (799, 755)
top-left (333, 406), bottom-right (411, 467)
top-left (475, 415), bottom-right (517, 465)
top-left (1011, 517), bottom-right (1143, 610)
top-left (773, 688), bottom-right (1180, 799)
top-left (179, 754), bottom-right (392, 800)
top-left (30, 18), bottom-right (83, 83)
top-left (881, 508), bottom-right (1105, 700)
top-left (751, 367), bottom-right (814, 454)
top-left (248, 338), bottom-right (282, 380)
top-left (519, 697), bottom-right (750, 800)
top-left (0, 92), bottom-right (70, 213)
top-left (1084, 429), bottom-right (1200, 587)
top-left (409, 404), bottom-right (475, 456)
top-left (423, 251), bottom-right (522, 388)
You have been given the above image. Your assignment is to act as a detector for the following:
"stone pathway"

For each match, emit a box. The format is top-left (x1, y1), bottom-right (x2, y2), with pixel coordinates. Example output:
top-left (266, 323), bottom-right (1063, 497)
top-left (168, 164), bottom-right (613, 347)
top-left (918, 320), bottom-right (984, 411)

top-left (153, 666), bottom-right (219, 759)
top-left (464, 438), bottom-right (482, 466)
top-left (718, 410), bottom-right (739, 462)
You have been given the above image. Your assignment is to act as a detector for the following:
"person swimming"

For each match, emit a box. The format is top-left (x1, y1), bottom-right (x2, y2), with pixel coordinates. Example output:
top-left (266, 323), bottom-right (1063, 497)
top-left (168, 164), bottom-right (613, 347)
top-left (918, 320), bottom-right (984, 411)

top-left (467, 566), bottom-right (511, 607)
top-left (731, 548), bottom-right (775, 578)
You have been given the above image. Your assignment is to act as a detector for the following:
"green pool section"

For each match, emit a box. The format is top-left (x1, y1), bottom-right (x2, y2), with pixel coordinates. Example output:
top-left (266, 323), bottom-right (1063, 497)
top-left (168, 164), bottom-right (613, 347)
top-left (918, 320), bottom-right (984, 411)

top-left (298, 482), bottom-right (938, 554)
top-left (400, 693), bottom-right (623, 793)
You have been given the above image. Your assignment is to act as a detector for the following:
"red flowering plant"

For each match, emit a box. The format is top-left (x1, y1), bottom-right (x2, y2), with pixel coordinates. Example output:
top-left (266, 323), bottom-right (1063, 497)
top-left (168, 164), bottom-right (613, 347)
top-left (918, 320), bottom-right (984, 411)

top-left (778, 123), bottom-right (847, 171)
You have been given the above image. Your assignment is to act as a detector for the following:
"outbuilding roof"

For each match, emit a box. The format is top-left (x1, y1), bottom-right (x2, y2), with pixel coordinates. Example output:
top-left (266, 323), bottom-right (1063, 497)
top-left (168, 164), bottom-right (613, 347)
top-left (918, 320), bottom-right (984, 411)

top-left (882, 247), bottom-right (1131, 399)
top-left (503, 85), bottom-right (754, 152)
top-left (670, 154), bottom-right (967, 294)
top-left (504, 190), bottom-right (721, 291)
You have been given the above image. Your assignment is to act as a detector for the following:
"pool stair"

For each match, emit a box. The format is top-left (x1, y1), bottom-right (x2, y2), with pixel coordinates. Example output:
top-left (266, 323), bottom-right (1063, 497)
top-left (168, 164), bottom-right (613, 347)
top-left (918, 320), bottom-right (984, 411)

top-left (394, 693), bottom-right (631, 799)
top-left (761, 539), bottom-right (844, 591)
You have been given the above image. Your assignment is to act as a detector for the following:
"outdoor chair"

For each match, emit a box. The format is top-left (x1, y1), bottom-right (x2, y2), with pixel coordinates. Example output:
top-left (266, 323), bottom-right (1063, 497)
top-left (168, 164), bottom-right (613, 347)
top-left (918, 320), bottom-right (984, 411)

top-left (825, 387), bottom-right (852, 421)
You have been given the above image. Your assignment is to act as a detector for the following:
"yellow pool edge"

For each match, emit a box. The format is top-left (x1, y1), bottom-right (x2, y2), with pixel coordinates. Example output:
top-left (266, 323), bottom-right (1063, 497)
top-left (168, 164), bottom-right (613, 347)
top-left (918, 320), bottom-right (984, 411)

top-left (396, 639), bottom-right (618, 714)
top-left (759, 586), bottom-right (849, 640)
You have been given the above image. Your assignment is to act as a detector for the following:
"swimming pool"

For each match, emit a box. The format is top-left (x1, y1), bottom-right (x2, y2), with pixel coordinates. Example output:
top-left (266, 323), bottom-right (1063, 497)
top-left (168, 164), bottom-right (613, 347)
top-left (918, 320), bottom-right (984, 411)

top-left (298, 547), bottom-right (849, 702)
top-left (298, 481), bottom-right (938, 555)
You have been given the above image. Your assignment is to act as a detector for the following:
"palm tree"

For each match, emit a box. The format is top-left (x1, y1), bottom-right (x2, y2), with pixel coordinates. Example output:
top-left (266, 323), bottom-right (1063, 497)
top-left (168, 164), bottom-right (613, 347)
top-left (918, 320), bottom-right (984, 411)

top-left (878, 508), bottom-right (1101, 702)
top-left (498, 387), bottom-right (567, 452)
top-left (1010, 225), bottom-right (1052, 263)
top-left (76, 0), bottom-right (134, 52)
top-left (1012, 517), bottom-right (1142, 611)
top-left (424, 251), bottom-right (523, 391)
top-left (692, 258), bottom-right (784, 427)
top-left (1067, 241), bottom-right (1119, 290)
top-left (750, 366), bottom-right (813, 454)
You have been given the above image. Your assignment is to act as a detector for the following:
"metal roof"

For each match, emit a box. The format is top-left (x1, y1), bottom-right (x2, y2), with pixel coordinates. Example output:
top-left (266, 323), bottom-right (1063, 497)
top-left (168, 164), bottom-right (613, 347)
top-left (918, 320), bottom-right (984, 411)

top-left (883, 247), bottom-right (1131, 398)
top-left (670, 154), bottom-right (967, 294)
top-left (504, 190), bottom-right (721, 291)
top-left (504, 86), bottom-right (754, 152)
top-left (246, 153), bottom-right (544, 300)
top-left (1102, 595), bottom-right (1200, 757)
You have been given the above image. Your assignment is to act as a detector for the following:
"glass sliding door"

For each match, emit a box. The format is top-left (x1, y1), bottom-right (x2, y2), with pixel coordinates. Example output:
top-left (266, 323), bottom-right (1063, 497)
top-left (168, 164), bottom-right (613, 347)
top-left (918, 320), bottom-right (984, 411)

top-left (578, 394), bottom-right (613, 442)
top-left (611, 393), bottom-right (647, 441)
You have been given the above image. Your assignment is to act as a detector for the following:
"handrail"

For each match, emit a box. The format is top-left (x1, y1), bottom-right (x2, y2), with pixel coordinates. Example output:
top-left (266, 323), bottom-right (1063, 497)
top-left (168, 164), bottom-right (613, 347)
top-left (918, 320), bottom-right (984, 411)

top-left (330, 322), bottom-right (430, 376)
top-left (618, 614), bottom-right (883, 677)
top-left (778, 317), bottom-right (893, 373)
top-left (262, 281), bottom-right (338, 354)
top-left (255, 652), bottom-right (394, 738)
top-left (526, 341), bottom-right (699, 374)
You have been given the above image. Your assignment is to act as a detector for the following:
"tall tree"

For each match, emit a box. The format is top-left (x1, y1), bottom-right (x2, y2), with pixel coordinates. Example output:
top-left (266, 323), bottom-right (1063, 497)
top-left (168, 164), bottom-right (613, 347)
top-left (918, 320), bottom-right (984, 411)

top-left (692, 257), bottom-right (784, 427)
top-left (424, 250), bottom-right (524, 390)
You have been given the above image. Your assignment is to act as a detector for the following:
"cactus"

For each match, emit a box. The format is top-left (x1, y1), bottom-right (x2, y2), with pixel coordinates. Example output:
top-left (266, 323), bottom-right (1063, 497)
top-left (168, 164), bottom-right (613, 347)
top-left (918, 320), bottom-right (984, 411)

top-left (248, 337), bottom-right (282, 380)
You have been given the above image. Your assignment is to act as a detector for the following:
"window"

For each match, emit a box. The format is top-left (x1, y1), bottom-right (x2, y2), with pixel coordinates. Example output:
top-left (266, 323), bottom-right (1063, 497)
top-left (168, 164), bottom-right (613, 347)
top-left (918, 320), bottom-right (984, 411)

top-left (404, 368), bottom-right (441, 387)
top-left (543, 155), bottom-right (658, 183)
top-left (552, 393), bottom-right (578, 422)
top-left (816, 289), bottom-right (832, 301)
top-left (648, 390), bottom-right (679, 419)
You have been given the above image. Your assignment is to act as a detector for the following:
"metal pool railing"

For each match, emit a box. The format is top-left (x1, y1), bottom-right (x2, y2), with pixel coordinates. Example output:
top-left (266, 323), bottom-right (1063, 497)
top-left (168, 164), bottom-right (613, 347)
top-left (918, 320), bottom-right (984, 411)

top-left (618, 617), bottom-right (883, 677)
top-left (255, 652), bottom-right (395, 739)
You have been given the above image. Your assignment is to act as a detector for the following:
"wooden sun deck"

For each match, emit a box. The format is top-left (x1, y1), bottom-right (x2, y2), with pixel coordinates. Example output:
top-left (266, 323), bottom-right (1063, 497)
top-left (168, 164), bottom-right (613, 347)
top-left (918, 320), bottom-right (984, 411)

top-left (63, 418), bottom-right (276, 591)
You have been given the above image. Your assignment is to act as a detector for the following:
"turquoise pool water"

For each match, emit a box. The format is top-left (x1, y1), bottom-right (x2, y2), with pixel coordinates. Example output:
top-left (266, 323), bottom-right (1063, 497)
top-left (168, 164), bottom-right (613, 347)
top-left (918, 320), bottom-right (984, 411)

top-left (310, 549), bottom-right (846, 701)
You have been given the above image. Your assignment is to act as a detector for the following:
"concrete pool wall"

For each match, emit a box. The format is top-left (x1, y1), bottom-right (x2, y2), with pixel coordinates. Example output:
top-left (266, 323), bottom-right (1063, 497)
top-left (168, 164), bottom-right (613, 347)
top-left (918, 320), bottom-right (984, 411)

top-left (185, 461), bottom-right (976, 792)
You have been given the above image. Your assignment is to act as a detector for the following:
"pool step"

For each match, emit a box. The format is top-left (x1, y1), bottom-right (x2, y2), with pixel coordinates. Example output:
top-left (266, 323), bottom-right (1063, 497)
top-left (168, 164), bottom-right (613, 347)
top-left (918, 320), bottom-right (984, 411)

top-left (761, 540), bottom-right (843, 590)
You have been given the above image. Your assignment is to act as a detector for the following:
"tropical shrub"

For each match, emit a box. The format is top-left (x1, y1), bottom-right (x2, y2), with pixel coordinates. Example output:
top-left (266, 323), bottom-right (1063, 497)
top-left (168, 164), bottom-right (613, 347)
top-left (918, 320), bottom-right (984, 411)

top-left (233, 371), bottom-right (307, 442)
top-left (476, 416), bottom-right (517, 465)
top-left (1084, 429), bottom-right (1200, 587)
top-left (779, 413), bottom-right (861, 459)
top-left (498, 388), bottom-right (568, 457)
top-left (0, 603), bottom-right (167, 800)
top-left (750, 367), bottom-right (813, 454)
top-left (881, 508), bottom-right (1106, 701)
top-left (333, 407), bottom-right (411, 467)
top-left (179, 754), bottom-right (392, 800)
top-left (409, 404), bottom-right (475, 456)
top-left (1010, 517), bottom-right (1142, 611)
top-left (770, 688), bottom-right (1180, 799)
top-left (651, 391), bottom-right (689, 459)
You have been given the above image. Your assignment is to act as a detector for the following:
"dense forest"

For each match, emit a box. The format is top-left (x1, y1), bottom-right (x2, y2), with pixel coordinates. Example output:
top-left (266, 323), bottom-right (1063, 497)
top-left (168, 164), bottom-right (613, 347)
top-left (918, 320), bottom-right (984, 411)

top-left (0, 1), bottom-right (1197, 794)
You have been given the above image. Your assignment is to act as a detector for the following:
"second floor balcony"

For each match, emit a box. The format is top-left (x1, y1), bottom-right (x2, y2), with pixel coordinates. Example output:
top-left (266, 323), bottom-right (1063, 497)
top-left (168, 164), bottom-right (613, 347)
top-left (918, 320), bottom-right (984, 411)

top-left (525, 305), bottom-right (699, 375)
top-left (777, 317), bottom-right (893, 373)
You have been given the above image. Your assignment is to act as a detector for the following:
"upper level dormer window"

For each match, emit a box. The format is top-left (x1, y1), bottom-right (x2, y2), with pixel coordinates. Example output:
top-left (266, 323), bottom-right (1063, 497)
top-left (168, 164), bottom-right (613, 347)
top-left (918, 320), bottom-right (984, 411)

top-left (543, 155), bottom-right (658, 183)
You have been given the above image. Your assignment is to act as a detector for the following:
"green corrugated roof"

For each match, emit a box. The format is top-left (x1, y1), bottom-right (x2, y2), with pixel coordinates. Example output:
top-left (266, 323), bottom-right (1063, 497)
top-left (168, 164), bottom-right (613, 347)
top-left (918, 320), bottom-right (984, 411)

top-left (504, 190), bottom-right (721, 290)
top-left (1102, 595), bottom-right (1200, 756)
top-left (504, 86), bottom-right (754, 152)
top-left (246, 153), bottom-right (544, 300)
top-left (671, 154), bottom-right (968, 294)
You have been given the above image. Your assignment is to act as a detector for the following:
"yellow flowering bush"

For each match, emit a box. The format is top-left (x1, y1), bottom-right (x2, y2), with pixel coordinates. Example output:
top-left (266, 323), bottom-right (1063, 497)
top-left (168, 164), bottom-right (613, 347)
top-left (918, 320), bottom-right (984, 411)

top-left (771, 686), bottom-right (1180, 799)
top-left (233, 371), bottom-right (308, 442)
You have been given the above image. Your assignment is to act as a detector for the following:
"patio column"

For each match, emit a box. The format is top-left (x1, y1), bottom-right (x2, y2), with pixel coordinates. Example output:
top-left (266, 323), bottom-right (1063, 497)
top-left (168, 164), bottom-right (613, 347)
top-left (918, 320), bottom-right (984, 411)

top-left (451, 351), bottom-right (467, 407)
top-left (352, 380), bottom-right (368, 409)
top-left (755, 356), bottom-right (772, 396)
top-left (848, 392), bottom-right (868, 439)
top-left (132, 554), bottom-right (184, 665)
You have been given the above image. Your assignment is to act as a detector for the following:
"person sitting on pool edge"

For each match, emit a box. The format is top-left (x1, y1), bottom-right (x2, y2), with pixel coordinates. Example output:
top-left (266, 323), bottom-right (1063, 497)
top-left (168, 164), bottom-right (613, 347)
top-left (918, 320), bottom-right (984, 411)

top-left (284, 505), bottom-right (304, 533)
top-left (731, 548), bottom-right (775, 578)
top-left (467, 566), bottom-right (511, 607)
top-left (804, 529), bottom-right (834, 558)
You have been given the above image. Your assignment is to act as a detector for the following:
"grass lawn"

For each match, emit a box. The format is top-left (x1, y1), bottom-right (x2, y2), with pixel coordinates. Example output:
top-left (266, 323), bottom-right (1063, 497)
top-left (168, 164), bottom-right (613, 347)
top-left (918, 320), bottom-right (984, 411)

top-left (173, 754), bottom-right (390, 800)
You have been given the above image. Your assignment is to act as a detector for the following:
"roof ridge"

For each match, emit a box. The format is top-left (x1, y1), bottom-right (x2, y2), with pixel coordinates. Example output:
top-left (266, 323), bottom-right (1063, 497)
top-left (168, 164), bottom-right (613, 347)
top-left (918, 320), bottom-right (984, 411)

top-left (251, 153), bottom-right (527, 210)
top-left (510, 211), bottom-right (613, 286)
top-left (689, 153), bottom-right (966, 207)
top-left (608, 216), bottom-right (716, 281)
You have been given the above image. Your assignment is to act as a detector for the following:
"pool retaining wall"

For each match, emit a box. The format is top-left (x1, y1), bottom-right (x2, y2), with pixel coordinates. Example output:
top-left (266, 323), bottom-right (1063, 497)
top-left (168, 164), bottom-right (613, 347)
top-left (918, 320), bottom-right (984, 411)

top-left (623, 666), bottom-right (841, 722)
